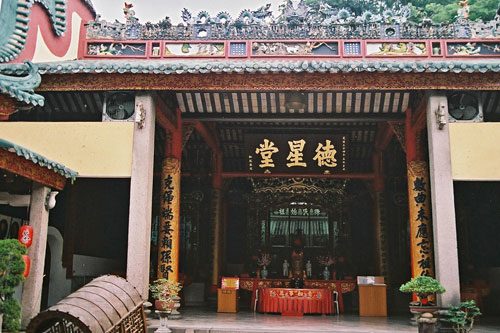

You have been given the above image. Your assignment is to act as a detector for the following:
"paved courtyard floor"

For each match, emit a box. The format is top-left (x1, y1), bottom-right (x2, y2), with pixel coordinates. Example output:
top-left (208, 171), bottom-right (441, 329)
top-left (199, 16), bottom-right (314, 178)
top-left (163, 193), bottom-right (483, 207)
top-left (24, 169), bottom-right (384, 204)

top-left (146, 307), bottom-right (500, 333)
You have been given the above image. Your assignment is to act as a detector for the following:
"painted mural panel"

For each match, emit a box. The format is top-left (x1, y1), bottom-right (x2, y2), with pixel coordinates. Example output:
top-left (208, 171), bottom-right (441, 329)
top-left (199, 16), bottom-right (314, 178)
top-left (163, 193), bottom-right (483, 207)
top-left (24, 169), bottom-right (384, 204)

top-left (447, 42), bottom-right (500, 55)
top-left (87, 42), bottom-right (146, 56)
top-left (252, 42), bottom-right (339, 56)
top-left (366, 42), bottom-right (427, 56)
top-left (164, 43), bottom-right (225, 57)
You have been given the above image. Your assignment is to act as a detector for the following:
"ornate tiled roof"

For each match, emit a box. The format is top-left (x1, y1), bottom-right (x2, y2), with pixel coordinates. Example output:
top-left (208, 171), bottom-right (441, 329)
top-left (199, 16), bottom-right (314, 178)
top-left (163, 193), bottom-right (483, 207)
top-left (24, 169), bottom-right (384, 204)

top-left (2, 59), bottom-right (499, 75)
top-left (0, 0), bottom-right (68, 63)
top-left (86, 2), bottom-right (498, 40)
top-left (81, 0), bottom-right (96, 17)
top-left (0, 138), bottom-right (78, 180)
top-left (0, 61), bottom-right (44, 106)
top-left (0, 0), bottom-right (33, 62)
top-left (0, 0), bottom-right (96, 63)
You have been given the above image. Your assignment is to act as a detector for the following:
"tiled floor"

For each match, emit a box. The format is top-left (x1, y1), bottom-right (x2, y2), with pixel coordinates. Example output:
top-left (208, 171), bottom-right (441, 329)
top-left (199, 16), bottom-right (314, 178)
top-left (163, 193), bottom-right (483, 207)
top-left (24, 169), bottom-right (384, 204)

top-left (146, 307), bottom-right (500, 333)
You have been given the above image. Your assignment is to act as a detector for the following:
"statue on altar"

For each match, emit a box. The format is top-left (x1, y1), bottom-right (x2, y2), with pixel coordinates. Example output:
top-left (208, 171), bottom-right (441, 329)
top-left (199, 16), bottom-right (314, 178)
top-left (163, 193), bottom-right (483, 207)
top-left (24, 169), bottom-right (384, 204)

top-left (291, 229), bottom-right (305, 278)
top-left (282, 259), bottom-right (290, 277)
top-left (322, 266), bottom-right (331, 280)
top-left (306, 260), bottom-right (312, 278)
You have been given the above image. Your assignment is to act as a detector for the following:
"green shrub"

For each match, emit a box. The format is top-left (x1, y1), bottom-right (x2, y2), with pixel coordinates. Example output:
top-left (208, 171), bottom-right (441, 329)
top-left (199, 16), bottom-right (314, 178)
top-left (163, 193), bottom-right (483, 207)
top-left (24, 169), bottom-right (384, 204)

top-left (400, 276), bottom-right (446, 301)
top-left (442, 300), bottom-right (481, 333)
top-left (0, 239), bottom-right (27, 332)
top-left (149, 278), bottom-right (182, 302)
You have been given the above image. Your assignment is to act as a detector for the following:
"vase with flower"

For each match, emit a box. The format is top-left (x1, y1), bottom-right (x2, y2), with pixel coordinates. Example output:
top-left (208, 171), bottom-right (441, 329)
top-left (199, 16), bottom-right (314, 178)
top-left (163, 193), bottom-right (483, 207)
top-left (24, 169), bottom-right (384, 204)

top-left (317, 255), bottom-right (335, 280)
top-left (257, 253), bottom-right (271, 279)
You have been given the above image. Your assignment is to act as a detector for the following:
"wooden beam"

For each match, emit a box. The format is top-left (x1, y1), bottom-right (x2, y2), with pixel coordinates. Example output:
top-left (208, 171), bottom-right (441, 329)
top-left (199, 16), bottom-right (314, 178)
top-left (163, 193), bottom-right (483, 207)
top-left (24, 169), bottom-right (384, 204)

top-left (40, 72), bottom-right (500, 91)
top-left (373, 151), bottom-right (384, 192)
top-left (411, 106), bottom-right (427, 132)
top-left (405, 108), bottom-right (425, 162)
top-left (374, 122), bottom-right (394, 152)
top-left (155, 101), bottom-right (176, 133)
top-left (183, 120), bottom-right (220, 154)
top-left (220, 172), bottom-right (375, 179)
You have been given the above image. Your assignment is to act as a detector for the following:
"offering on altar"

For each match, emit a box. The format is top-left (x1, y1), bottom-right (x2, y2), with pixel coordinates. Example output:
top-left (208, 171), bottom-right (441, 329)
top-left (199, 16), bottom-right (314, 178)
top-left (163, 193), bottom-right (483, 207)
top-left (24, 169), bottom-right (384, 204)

top-left (290, 276), bottom-right (304, 289)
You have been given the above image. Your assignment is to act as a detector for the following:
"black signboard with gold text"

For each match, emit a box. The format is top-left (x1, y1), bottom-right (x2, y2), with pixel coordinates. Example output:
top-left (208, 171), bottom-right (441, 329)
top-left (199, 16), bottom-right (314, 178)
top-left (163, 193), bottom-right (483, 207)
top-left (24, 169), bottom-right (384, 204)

top-left (245, 134), bottom-right (347, 174)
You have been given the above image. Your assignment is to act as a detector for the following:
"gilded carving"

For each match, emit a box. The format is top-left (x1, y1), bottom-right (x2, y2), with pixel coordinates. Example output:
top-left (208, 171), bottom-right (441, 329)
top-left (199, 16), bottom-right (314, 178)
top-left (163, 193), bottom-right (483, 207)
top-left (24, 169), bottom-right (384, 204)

top-left (39, 72), bottom-right (500, 92)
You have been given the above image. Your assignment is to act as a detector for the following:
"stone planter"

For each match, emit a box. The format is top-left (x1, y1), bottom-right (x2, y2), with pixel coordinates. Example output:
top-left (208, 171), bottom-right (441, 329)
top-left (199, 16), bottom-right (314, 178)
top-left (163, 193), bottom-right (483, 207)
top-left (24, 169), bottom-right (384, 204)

top-left (409, 305), bottom-right (440, 326)
top-left (155, 299), bottom-right (175, 312)
top-left (417, 312), bottom-right (438, 333)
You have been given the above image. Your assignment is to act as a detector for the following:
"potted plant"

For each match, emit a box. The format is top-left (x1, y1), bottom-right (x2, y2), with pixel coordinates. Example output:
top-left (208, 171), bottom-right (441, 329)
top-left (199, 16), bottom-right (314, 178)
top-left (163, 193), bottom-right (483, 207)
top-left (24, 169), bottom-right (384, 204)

top-left (400, 276), bottom-right (446, 306)
top-left (0, 239), bottom-right (27, 333)
top-left (442, 300), bottom-right (481, 333)
top-left (400, 276), bottom-right (446, 326)
top-left (149, 278), bottom-right (182, 312)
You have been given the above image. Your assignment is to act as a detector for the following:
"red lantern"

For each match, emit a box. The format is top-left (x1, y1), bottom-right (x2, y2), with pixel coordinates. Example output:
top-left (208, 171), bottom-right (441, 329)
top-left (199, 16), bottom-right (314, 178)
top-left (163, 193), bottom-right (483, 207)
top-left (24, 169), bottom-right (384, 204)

top-left (22, 255), bottom-right (31, 278)
top-left (18, 225), bottom-right (33, 248)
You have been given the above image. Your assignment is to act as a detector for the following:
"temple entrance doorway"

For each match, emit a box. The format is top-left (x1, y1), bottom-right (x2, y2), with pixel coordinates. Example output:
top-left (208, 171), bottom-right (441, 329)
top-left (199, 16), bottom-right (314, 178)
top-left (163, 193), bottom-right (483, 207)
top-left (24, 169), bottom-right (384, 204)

top-left (169, 101), bottom-right (414, 313)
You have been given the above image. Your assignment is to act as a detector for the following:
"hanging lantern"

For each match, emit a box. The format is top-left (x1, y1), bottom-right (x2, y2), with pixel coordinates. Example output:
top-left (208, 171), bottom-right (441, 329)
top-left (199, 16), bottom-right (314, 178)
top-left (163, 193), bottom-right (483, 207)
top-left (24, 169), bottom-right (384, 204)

top-left (18, 225), bottom-right (33, 248)
top-left (22, 255), bottom-right (31, 278)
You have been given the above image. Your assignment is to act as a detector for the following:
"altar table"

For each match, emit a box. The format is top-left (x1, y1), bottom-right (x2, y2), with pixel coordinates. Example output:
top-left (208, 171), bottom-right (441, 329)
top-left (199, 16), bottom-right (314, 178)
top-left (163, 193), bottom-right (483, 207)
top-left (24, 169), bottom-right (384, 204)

top-left (239, 278), bottom-right (356, 313)
top-left (258, 288), bottom-right (334, 315)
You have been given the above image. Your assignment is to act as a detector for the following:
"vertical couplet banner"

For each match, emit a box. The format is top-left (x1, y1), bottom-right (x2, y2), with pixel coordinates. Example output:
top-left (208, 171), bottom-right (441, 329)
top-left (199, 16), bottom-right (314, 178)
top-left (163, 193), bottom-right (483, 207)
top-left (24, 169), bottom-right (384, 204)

top-left (407, 161), bottom-right (435, 278)
top-left (157, 157), bottom-right (181, 282)
top-left (210, 188), bottom-right (222, 287)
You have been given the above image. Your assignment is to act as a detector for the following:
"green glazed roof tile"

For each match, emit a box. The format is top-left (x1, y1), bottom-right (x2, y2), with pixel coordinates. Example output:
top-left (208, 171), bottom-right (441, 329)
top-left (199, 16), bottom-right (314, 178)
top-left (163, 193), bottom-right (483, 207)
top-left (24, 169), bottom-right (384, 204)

top-left (0, 138), bottom-right (78, 181)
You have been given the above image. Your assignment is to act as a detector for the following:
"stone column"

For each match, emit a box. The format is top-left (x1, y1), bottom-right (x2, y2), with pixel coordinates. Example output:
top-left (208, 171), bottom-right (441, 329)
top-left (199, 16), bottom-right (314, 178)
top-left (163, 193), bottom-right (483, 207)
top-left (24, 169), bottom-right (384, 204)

top-left (426, 93), bottom-right (460, 306)
top-left (126, 94), bottom-right (156, 299)
top-left (21, 183), bottom-right (50, 328)
top-left (157, 157), bottom-right (181, 282)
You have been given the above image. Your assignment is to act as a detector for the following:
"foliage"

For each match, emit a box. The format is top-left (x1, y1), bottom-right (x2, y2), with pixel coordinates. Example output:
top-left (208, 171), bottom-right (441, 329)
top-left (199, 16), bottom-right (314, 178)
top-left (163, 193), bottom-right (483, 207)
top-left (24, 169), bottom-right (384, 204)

top-left (442, 300), bottom-right (481, 333)
top-left (306, 0), bottom-right (384, 16)
top-left (399, 276), bottom-right (446, 300)
top-left (0, 239), bottom-right (27, 332)
top-left (149, 279), bottom-right (182, 302)
top-left (305, 0), bottom-right (499, 23)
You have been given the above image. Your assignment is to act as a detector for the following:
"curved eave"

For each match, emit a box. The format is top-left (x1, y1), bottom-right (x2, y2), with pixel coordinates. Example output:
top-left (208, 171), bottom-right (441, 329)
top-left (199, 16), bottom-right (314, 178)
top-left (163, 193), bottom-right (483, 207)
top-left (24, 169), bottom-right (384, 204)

top-left (0, 61), bottom-right (44, 106)
top-left (81, 0), bottom-right (97, 18)
top-left (0, 138), bottom-right (78, 181)
top-left (1, 59), bottom-right (500, 75)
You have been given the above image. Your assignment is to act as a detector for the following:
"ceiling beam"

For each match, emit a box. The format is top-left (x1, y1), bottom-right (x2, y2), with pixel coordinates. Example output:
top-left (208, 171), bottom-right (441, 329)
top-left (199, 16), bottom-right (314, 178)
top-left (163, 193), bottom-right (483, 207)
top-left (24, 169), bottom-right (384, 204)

top-left (181, 115), bottom-right (405, 122)
top-left (374, 122), bottom-right (394, 152)
top-left (183, 120), bottom-right (220, 154)
top-left (220, 172), bottom-right (374, 179)
top-left (155, 95), bottom-right (178, 132)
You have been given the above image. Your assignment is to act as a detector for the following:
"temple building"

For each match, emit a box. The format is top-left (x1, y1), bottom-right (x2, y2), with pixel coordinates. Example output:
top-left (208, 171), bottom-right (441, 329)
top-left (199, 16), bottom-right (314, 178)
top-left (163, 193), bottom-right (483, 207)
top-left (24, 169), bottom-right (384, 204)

top-left (1, 0), bottom-right (500, 328)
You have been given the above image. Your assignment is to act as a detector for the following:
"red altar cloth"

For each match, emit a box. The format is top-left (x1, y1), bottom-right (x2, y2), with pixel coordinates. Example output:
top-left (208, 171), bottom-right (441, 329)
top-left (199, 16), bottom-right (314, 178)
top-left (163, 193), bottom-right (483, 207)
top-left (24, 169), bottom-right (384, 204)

top-left (239, 278), bottom-right (355, 313)
top-left (258, 288), bottom-right (334, 314)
